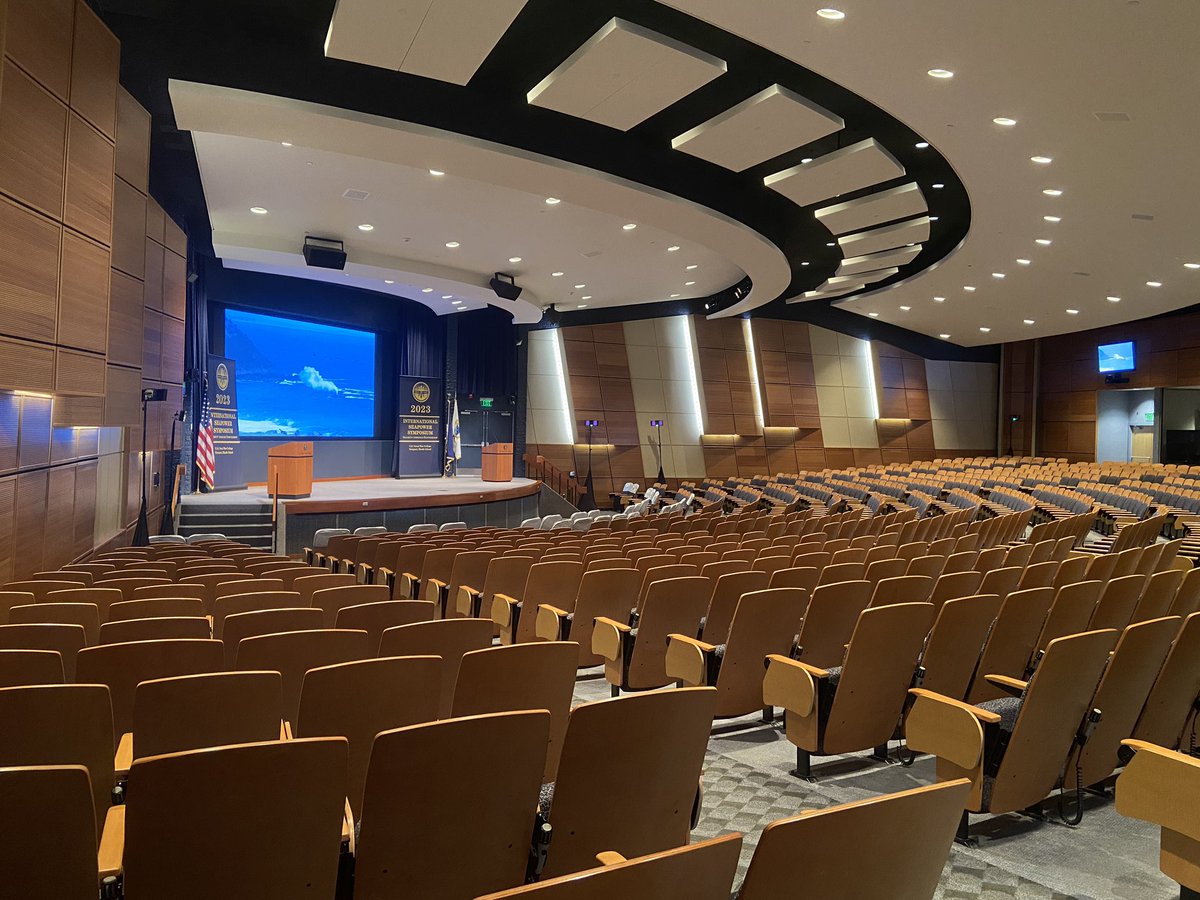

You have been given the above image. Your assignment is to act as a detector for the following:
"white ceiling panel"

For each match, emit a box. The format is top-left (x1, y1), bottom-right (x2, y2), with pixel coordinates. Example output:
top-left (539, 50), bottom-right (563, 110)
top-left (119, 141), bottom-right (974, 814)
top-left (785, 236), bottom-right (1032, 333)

top-left (526, 19), bottom-right (726, 131)
top-left (837, 217), bottom-right (931, 258)
top-left (814, 183), bottom-right (927, 235)
top-left (764, 138), bottom-right (904, 207)
top-left (837, 244), bottom-right (922, 277)
top-left (671, 84), bottom-right (843, 172)
top-left (324, 0), bottom-right (529, 86)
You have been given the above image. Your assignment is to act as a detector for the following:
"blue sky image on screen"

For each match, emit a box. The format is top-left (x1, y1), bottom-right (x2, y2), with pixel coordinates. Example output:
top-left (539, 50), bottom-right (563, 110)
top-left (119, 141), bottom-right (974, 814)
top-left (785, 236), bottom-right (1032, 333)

top-left (225, 309), bottom-right (376, 437)
top-left (1098, 341), bottom-right (1135, 373)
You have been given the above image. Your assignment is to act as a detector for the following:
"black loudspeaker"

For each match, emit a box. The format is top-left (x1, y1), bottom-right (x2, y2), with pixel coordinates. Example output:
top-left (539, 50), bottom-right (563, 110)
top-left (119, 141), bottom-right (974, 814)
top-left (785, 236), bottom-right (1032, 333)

top-left (303, 236), bottom-right (347, 270)
top-left (489, 272), bottom-right (522, 301)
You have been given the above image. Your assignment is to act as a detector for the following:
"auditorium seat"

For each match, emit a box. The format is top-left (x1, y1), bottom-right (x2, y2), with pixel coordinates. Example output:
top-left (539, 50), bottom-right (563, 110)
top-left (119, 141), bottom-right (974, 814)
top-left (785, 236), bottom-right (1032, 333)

top-left (474, 832), bottom-right (743, 899)
top-left (234, 629), bottom-right (370, 725)
top-left (99, 616), bottom-right (212, 645)
top-left (792, 580), bottom-right (873, 669)
top-left (310, 583), bottom-right (389, 626)
top-left (428, 549), bottom-right (494, 620)
top-left (535, 567), bottom-right (641, 668)
top-left (538, 688), bottom-right (717, 878)
top-left (458, 555), bottom-right (537, 619)
top-left (211, 591), bottom-right (304, 637)
top-left (352, 711), bottom-right (547, 897)
top-left (185, 531), bottom-right (227, 543)
top-left (1130, 612), bottom-right (1200, 751)
top-left (296, 656), bottom-right (441, 819)
top-left (107, 597), bottom-right (205, 622)
top-left (36, 569), bottom-right (94, 586)
top-left (334, 600), bottom-right (435, 653)
top-left (667, 587), bottom-right (799, 719)
top-left (222, 608), bottom-right (324, 666)
top-left (377, 618), bottom-right (494, 716)
top-left (1132, 568), bottom-right (1183, 623)
top-left (122, 738), bottom-right (348, 900)
top-left (966, 587), bottom-right (1056, 703)
top-left (46, 587), bottom-right (123, 621)
top-left (5, 579), bottom-right (86, 602)
top-left (1029, 580), bottom-right (1104, 668)
top-left (0, 624), bottom-right (88, 679)
top-left (0, 648), bottom-right (64, 687)
top-left (765, 602), bottom-right (934, 778)
top-left (415, 546), bottom-right (466, 607)
top-left (907, 628), bottom-right (1119, 841)
top-left (1090, 573), bottom-right (1147, 631)
top-left (696, 570), bottom-right (770, 645)
top-left (496, 561), bottom-right (584, 644)
top-left (0, 765), bottom-right (123, 899)
top-left (768, 565), bottom-right (820, 592)
top-left (869, 574), bottom-right (934, 607)
top-left (9, 603), bottom-right (101, 645)
top-left (915, 594), bottom-right (1003, 700)
top-left (978, 565), bottom-right (1022, 600)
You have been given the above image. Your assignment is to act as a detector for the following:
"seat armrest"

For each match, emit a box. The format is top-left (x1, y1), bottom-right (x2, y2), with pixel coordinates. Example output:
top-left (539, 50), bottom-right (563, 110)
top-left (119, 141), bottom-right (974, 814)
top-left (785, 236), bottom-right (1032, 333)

top-left (595, 852), bottom-right (628, 866)
top-left (455, 585), bottom-right (482, 618)
top-left (906, 688), bottom-right (997, 770)
top-left (342, 798), bottom-right (356, 856)
top-left (535, 604), bottom-right (570, 642)
top-left (984, 674), bottom-right (1028, 697)
top-left (97, 805), bottom-right (125, 879)
top-left (423, 577), bottom-right (448, 603)
top-left (592, 616), bottom-right (631, 662)
top-left (399, 572), bottom-right (419, 599)
top-left (282, 720), bottom-right (294, 740)
top-left (114, 732), bottom-right (133, 780)
top-left (762, 654), bottom-right (827, 717)
top-left (664, 634), bottom-right (717, 686)
top-left (491, 593), bottom-right (519, 628)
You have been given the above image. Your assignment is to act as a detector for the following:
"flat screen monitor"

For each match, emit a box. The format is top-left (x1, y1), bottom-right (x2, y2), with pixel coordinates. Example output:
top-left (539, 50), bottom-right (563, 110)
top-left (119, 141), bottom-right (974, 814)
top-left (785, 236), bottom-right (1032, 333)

top-left (1098, 341), bottom-right (1135, 374)
top-left (224, 308), bottom-right (376, 437)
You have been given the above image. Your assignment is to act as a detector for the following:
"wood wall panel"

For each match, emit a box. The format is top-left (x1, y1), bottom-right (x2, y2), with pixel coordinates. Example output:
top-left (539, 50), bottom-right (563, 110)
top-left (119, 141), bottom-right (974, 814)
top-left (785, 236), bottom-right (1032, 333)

top-left (58, 229), bottom-right (109, 352)
top-left (53, 394), bottom-right (103, 427)
top-left (4, 0), bottom-right (72, 100)
top-left (0, 335), bottom-right (54, 392)
top-left (110, 176), bottom-right (145, 279)
top-left (54, 347), bottom-right (104, 396)
top-left (17, 395), bottom-right (49, 470)
top-left (0, 476), bottom-right (13, 585)
top-left (13, 468), bottom-right (46, 577)
top-left (68, 0), bottom-right (118, 140)
top-left (44, 463), bottom-right (73, 569)
top-left (103, 363), bottom-right (141, 426)
top-left (142, 236), bottom-right (162, 310)
top-left (141, 308), bottom-right (162, 381)
top-left (0, 194), bottom-right (60, 341)
top-left (161, 315), bottom-right (184, 385)
top-left (114, 88), bottom-right (149, 193)
top-left (0, 60), bottom-right (66, 218)
top-left (64, 112), bottom-right (113, 244)
top-left (72, 459), bottom-right (96, 559)
top-left (0, 392), bottom-right (16, 474)
top-left (163, 248), bottom-right (186, 320)
top-left (144, 197), bottom-right (164, 245)
top-left (107, 268), bottom-right (144, 367)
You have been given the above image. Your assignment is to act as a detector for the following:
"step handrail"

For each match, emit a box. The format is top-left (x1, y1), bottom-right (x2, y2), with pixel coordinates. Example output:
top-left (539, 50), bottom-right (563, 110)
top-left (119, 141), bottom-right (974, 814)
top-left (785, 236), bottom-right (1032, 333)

top-left (523, 453), bottom-right (585, 506)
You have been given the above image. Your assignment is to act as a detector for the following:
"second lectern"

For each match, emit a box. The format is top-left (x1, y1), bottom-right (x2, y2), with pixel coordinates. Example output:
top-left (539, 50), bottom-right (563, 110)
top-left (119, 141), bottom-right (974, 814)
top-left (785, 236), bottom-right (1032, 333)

top-left (267, 441), bottom-right (313, 499)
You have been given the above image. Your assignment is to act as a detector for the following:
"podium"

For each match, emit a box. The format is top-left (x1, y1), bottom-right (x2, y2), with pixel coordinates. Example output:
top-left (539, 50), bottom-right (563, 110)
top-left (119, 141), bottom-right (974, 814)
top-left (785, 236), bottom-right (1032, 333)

top-left (481, 443), bottom-right (513, 483)
top-left (267, 442), bottom-right (313, 499)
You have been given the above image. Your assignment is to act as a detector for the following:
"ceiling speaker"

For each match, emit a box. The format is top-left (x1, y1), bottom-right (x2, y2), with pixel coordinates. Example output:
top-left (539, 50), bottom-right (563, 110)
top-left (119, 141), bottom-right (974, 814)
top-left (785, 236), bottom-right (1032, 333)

top-left (489, 272), bottom-right (522, 301)
top-left (303, 237), bottom-right (347, 270)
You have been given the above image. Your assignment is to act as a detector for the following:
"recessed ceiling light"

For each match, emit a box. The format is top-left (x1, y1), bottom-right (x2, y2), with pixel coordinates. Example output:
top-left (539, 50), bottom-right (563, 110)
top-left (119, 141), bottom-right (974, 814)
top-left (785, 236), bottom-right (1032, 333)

top-left (577, 304), bottom-right (588, 309)
top-left (899, 305), bottom-right (911, 311)
top-left (545, 197), bottom-right (561, 205)
top-left (1016, 258), bottom-right (1031, 265)
top-left (826, 242), bottom-right (835, 247)
top-left (441, 295), bottom-right (453, 300)
top-left (979, 326), bottom-right (991, 332)
top-left (1043, 188), bottom-right (1063, 196)
top-left (552, 271), bottom-right (564, 277)
top-left (939, 333), bottom-right (951, 339)
top-left (868, 312), bottom-right (879, 317)
top-left (801, 261), bottom-right (810, 266)
top-left (932, 183), bottom-right (945, 189)
top-left (622, 223), bottom-right (637, 231)
top-left (421, 288), bottom-right (433, 293)
top-left (1024, 319), bottom-right (1036, 325)
top-left (1185, 263), bottom-right (1200, 270)
top-left (445, 241), bottom-right (460, 248)
top-left (452, 300), bottom-right (463, 305)
top-left (992, 272), bottom-right (1006, 279)
top-left (509, 257), bottom-right (522, 263)
top-left (581, 295), bottom-right (591, 300)
top-left (429, 169), bottom-right (445, 177)
top-left (670, 293), bottom-right (681, 298)
top-left (686, 264), bottom-right (698, 270)
top-left (928, 68), bottom-right (954, 79)
top-left (574, 284), bottom-right (586, 289)
top-left (1031, 156), bottom-right (1053, 164)
top-left (801, 157), bottom-right (813, 164)
top-left (1043, 215), bottom-right (1062, 223)
top-left (929, 216), bottom-right (940, 221)
top-left (963, 285), bottom-right (976, 292)
top-left (1066, 308), bottom-right (1079, 314)
top-left (993, 117), bottom-right (1017, 126)
top-left (280, 142), bottom-right (293, 147)
top-left (1035, 238), bottom-right (1052, 245)
top-left (685, 281), bottom-right (696, 286)
top-left (358, 223), bottom-right (374, 231)
top-left (249, 206), bottom-right (268, 215)
top-left (816, 8), bottom-right (845, 19)
top-left (667, 245), bottom-right (680, 252)
top-left (933, 296), bottom-right (945, 302)
top-left (1107, 296), bottom-right (1121, 302)
top-left (384, 280), bottom-right (395, 285)
top-left (1147, 280), bottom-right (1163, 287)
top-left (915, 141), bottom-right (930, 149)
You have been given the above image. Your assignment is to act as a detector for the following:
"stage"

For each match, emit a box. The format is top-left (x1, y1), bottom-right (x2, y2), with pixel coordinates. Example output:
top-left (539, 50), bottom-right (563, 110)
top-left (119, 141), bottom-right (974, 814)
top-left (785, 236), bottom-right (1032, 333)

top-left (179, 475), bottom-right (543, 554)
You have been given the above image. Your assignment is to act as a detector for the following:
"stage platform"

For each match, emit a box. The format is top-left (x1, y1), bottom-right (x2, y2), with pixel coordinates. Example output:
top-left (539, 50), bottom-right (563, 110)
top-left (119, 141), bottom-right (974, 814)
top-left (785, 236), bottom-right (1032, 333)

top-left (179, 475), bottom-right (543, 555)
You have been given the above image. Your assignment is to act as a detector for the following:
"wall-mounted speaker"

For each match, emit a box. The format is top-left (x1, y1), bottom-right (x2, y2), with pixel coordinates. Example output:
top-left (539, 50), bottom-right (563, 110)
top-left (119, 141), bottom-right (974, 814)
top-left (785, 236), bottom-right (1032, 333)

top-left (303, 237), bottom-right (347, 270)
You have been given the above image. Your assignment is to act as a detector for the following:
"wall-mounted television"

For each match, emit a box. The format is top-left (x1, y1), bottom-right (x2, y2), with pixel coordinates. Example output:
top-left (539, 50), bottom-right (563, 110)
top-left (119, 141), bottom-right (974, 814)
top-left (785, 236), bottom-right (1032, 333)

top-left (1098, 341), bottom-right (1136, 373)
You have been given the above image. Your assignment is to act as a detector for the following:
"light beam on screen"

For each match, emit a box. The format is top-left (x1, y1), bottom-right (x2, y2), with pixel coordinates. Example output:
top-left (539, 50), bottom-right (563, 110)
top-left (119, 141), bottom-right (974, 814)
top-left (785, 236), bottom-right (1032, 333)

top-left (742, 318), bottom-right (765, 429)
top-left (863, 339), bottom-right (881, 419)
top-left (550, 327), bottom-right (575, 444)
top-left (678, 316), bottom-right (704, 435)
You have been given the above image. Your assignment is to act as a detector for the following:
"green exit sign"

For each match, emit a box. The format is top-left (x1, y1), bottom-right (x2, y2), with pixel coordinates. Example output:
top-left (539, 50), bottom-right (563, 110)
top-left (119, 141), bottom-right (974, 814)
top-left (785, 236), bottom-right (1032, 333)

top-left (1145, 411), bottom-right (1154, 423)
top-left (480, 397), bottom-right (494, 408)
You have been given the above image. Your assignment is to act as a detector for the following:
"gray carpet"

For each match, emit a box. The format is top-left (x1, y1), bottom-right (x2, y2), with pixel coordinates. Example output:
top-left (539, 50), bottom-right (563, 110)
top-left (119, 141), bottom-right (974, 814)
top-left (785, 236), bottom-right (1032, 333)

top-left (571, 673), bottom-right (1178, 900)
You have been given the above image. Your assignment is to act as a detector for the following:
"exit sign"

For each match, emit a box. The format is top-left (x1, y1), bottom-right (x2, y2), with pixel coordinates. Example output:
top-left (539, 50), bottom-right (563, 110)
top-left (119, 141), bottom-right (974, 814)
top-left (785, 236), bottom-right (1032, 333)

top-left (479, 397), bottom-right (494, 408)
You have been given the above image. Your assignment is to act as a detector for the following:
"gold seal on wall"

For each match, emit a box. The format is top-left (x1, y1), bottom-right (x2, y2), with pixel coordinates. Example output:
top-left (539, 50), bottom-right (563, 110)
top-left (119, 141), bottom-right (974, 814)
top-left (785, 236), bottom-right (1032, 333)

top-left (412, 381), bottom-right (431, 403)
top-left (216, 363), bottom-right (230, 391)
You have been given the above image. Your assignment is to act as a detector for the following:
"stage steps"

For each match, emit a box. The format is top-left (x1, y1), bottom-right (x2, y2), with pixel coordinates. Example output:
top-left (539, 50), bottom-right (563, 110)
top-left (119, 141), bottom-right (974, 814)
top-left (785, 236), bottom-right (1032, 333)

top-left (177, 498), bottom-right (275, 551)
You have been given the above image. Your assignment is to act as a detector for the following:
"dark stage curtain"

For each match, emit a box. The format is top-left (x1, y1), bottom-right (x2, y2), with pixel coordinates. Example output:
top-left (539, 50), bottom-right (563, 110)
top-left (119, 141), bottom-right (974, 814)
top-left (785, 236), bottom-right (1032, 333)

top-left (457, 306), bottom-right (517, 399)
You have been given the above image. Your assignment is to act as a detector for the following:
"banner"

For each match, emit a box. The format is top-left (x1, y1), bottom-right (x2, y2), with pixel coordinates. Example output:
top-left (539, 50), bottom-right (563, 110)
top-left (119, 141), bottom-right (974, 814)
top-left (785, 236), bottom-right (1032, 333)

top-left (395, 375), bottom-right (444, 476)
top-left (207, 355), bottom-right (240, 458)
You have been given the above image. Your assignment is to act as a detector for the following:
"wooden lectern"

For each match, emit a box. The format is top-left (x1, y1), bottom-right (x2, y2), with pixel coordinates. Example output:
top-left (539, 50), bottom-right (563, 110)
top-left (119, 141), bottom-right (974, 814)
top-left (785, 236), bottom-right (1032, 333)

top-left (267, 441), bottom-right (313, 499)
top-left (481, 442), bottom-right (514, 483)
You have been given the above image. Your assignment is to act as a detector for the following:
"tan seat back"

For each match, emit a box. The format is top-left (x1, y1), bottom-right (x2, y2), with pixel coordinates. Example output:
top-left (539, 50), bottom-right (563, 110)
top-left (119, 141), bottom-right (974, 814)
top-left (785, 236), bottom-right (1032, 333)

top-left (1134, 569), bottom-right (1184, 623)
top-left (0, 766), bottom-right (102, 899)
top-left (0, 623), bottom-right (88, 679)
top-left (0, 648), bottom-right (64, 687)
top-left (9, 603), bottom-right (100, 645)
top-left (92, 577), bottom-right (173, 600)
top-left (795, 580), bottom-right (872, 669)
top-left (335, 600), bottom-right (435, 653)
top-left (543, 688), bottom-right (717, 878)
top-left (627, 577), bottom-right (711, 690)
top-left (46, 587), bottom-right (123, 621)
top-left (868, 575), bottom-right (934, 608)
top-left (108, 597), bottom-right (205, 623)
top-left (211, 592), bottom-right (304, 638)
top-left (1051, 555), bottom-right (1089, 590)
top-left (222, 608), bottom-right (324, 667)
top-left (100, 616), bottom-right (212, 645)
top-left (124, 738), bottom-right (348, 900)
top-left (905, 556), bottom-right (946, 579)
top-left (737, 780), bottom-right (971, 900)
top-left (557, 568), bottom-right (641, 668)
top-left (1132, 612), bottom-right (1200, 749)
top-left (453, 642), bottom-right (578, 781)
top-left (441, 550), bottom-right (496, 618)
top-left (1017, 560), bottom-right (1060, 590)
top-left (515, 562), bottom-right (585, 643)
top-left (355, 711), bottom-right (549, 900)
top-left (1091, 574), bottom-right (1147, 631)
top-left (310, 584), bottom-right (389, 627)
top-left (1035, 581), bottom-right (1103, 652)
top-left (967, 587), bottom-right (1056, 703)
top-left (417, 547), bottom-right (464, 599)
top-left (929, 571), bottom-right (985, 611)
top-left (5, 579), bottom-right (86, 602)
top-left (864, 558), bottom-right (907, 585)
top-left (474, 833), bottom-right (743, 899)
top-left (377, 618), bottom-right (494, 716)
top-left (918, 594), bottom-right (1003, 700)
top-left (715, 589), bottom-right (805, 718)
top-left (701, 570), bottom-right (770, 645)
top-left (0, 684), bottom-right (114, 832)
top-left (818, 561), bottom-right (866, 586)
top-left (234, 629), bottom-right (369, 725)
top-left (978, 566), bottom-right (1022, 600)
top-left (297, 656), bottom-right (441, 818)
top-left (133, 671), bottom-right (284, 759)
top-left (943, 550), bottom-right (979, 574)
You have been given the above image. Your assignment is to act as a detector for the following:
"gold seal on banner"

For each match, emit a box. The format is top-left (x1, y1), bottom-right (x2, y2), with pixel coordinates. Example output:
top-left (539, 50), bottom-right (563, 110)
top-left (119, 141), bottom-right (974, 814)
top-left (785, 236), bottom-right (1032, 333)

top-left (216, 363), bottom-right (230, 391)
top-left (412, 381), bottom-right (431, 403)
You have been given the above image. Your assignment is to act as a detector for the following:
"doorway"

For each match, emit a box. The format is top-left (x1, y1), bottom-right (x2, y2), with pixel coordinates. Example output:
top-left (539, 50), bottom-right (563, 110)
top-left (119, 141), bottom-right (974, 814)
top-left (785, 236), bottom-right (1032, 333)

top-left (1095, 389), bottom-right (1156, 463)
top-left (1130, 426), bottom-right (1154, 464)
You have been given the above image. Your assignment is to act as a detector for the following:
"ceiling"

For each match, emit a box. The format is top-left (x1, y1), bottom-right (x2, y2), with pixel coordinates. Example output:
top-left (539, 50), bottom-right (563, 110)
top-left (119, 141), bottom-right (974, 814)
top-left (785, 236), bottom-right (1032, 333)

top-left (660, 0), bottom-right (1200, 345)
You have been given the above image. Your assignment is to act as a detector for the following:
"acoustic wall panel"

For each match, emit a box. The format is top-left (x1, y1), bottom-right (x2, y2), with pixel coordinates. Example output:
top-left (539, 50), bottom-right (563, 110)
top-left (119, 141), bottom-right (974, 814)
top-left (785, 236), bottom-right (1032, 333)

top-left (0, 194), bottom-right (60, 343)
top-left (107, 268), bottom-right (144, 367)
top-left (0, 60), bottom-right (67, 219)
top-left (64, 112), bottom-right (113, 244)
top-left (115, 87), bottom-right (150, 193)
top-left (68, 0), bottom-right (118, 140)
top-left (58, 229), bottom-right (109, 353)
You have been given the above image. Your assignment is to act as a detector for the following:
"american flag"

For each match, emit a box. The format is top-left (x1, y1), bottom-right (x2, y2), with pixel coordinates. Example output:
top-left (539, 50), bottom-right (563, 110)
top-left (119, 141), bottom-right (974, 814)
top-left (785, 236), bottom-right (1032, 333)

top-left (196, 378), bottom-right (216, 489)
